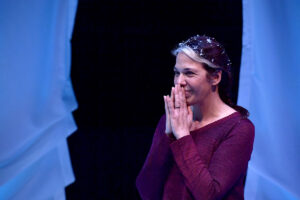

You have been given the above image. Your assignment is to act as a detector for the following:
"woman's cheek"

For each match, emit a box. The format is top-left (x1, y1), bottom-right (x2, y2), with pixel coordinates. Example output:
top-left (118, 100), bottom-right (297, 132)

top-left (174, 77), bottom-right (178, 85)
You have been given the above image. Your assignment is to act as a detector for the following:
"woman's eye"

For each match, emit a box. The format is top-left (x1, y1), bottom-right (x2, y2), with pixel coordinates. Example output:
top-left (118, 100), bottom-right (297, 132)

top-left (174, 71), bottom-right (180, 76)
top-left (185, 72), bottom-right (194, 76)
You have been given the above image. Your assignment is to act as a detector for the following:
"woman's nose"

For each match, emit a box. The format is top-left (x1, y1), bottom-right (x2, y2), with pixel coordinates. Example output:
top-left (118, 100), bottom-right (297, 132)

top-left (177, 74), bottom-right (186, 86)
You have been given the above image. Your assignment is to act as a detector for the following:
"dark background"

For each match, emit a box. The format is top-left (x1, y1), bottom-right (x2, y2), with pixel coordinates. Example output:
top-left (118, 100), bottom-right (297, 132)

top-left (66, 0), bottom-right (242, 199)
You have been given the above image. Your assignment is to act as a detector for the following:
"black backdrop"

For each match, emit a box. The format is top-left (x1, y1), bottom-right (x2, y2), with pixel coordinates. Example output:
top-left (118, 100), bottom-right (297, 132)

top-left (66, 0), bottom-right (242, 199)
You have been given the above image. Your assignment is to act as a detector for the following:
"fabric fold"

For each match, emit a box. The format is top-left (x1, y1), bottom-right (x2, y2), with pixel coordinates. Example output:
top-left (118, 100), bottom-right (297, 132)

top-left (0, 0), bottom-right (78, 199)
top-left (240, 0), bottom-right (300, 199)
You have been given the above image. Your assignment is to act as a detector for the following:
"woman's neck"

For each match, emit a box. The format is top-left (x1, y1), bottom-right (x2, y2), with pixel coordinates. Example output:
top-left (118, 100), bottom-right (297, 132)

top-left (191, 92), bottom-right (233, 123)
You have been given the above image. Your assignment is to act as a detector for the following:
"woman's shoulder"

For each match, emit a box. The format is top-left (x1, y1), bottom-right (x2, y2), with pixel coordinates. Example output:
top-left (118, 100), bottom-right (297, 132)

top-left (215, 111), bottom-right (254, 139)
top-left (226, 104), bottom-right (254, 129)
top-left (228, 113), bottom-right (255, 139)
top-left (236, 111), bottom-right (255, 129)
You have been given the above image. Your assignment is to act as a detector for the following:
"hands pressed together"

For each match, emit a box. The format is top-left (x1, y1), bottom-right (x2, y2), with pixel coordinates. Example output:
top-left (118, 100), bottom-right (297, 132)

top-left (163, 85), bottom-right (193, 139)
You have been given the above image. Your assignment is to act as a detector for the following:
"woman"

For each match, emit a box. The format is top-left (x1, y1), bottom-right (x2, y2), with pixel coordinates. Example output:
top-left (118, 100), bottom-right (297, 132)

top-left (136, 35), bottom-right (254, 200)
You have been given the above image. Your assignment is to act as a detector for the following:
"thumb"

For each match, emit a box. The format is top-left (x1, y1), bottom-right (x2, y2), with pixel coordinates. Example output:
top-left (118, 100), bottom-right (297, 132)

top-left (187, 106), bottom-right (192, 115)
top-left (187, 106), bottom-right (193, 120)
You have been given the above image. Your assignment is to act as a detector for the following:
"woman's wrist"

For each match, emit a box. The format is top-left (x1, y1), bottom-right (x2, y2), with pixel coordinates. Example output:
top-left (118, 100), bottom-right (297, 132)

top-left (166, 132), bottom-right (176, 141)
top-left (174, 130), bottom-right (190, 139)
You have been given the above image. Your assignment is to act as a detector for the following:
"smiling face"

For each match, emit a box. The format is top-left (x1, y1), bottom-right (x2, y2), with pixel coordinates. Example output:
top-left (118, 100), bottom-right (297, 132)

top-left (174, 52), bottom-right (216, 106)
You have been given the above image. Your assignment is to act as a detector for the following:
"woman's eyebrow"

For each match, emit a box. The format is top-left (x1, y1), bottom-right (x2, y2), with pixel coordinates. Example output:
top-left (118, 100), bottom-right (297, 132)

top-left (183, 68), bottom-right (194, 71)
top-left (173, 67), bottom-right (194, 71)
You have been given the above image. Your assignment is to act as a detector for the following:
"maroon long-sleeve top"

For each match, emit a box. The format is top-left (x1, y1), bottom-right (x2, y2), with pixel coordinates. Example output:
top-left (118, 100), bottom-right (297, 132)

top-left (136, 112), bottom-right (254, 200)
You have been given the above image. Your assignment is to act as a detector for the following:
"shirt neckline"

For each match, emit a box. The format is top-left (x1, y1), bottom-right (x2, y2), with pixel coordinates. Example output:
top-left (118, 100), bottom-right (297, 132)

top-left (190, 111), bottom-right (240, 134)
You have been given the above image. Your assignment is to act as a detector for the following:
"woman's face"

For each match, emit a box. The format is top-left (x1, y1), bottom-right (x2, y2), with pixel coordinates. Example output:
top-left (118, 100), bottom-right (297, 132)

top-left (174, 52), bottom-right (213, 106)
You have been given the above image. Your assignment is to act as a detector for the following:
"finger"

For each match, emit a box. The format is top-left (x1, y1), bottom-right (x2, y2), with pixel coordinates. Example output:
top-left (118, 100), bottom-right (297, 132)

top-left (174, 85), bottom-right (180, 108)
top-left (180, 87), bottom-right (187, 110)
top-left (177, 85), bottom-right (182, 110)
top-left (187, 106), bottom-right (193, 121)
top-left (187, 106), bottom-right (192, 116)
top-left (164, 96), bottom-right (169, 116)
top-left (176, 86), bottom-right (185, 112)
top-left (171, 87), bottom-right (175, 107)
top-left (166, 95), bottom-right (175, 116)
top-left (164, 96), bottom-right (172, 134)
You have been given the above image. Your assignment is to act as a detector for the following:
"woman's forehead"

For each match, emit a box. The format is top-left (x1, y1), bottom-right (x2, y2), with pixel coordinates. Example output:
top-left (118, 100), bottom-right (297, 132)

top-left (175, 53), bottom-right (204, 70)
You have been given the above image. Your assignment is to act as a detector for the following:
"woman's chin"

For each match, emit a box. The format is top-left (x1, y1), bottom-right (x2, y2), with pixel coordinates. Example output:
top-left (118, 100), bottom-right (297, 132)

top-left (186, 96), bottom-right (197, 106)
top-left (185, 98), bottom-right (193, 106)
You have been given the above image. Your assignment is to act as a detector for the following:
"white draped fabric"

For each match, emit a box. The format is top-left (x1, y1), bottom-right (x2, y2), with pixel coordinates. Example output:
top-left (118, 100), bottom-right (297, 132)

top-left (0, 0), bottom-right (78, 199)
top-left (239, 0), bottom-right (300, 199)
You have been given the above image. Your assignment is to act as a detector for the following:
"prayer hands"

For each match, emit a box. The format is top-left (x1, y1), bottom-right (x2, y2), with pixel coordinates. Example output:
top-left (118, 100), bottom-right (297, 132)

top-left (164, 85), bottom-right (193, 139)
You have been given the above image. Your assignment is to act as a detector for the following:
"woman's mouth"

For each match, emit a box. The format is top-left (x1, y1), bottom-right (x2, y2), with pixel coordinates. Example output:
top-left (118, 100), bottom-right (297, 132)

top-left (184, 90), bottom-right (191, 97)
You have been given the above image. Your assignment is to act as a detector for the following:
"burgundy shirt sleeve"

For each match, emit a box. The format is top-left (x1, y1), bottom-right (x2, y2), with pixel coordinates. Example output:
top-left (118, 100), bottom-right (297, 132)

top-left (169, 119), bottom-right (255, 200)
top-left (136, 115), bottom-right (174, 200)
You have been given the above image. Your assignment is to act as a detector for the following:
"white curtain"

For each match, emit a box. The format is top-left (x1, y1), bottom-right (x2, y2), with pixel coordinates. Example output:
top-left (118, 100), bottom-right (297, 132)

top-left (0, 0), bottom-right (78, 199)
top-left (239, 0), bottom-right (300, 199)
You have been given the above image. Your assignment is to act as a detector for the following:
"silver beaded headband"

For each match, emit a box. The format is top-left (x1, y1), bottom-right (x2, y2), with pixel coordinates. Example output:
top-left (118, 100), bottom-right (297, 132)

top-left (174, 35), bottom-right (232, 73)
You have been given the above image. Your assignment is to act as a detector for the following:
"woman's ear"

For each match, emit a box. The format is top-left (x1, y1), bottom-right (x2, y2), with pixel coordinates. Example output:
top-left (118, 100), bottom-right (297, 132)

top-left (210, 70), bottom-right (222, 86)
